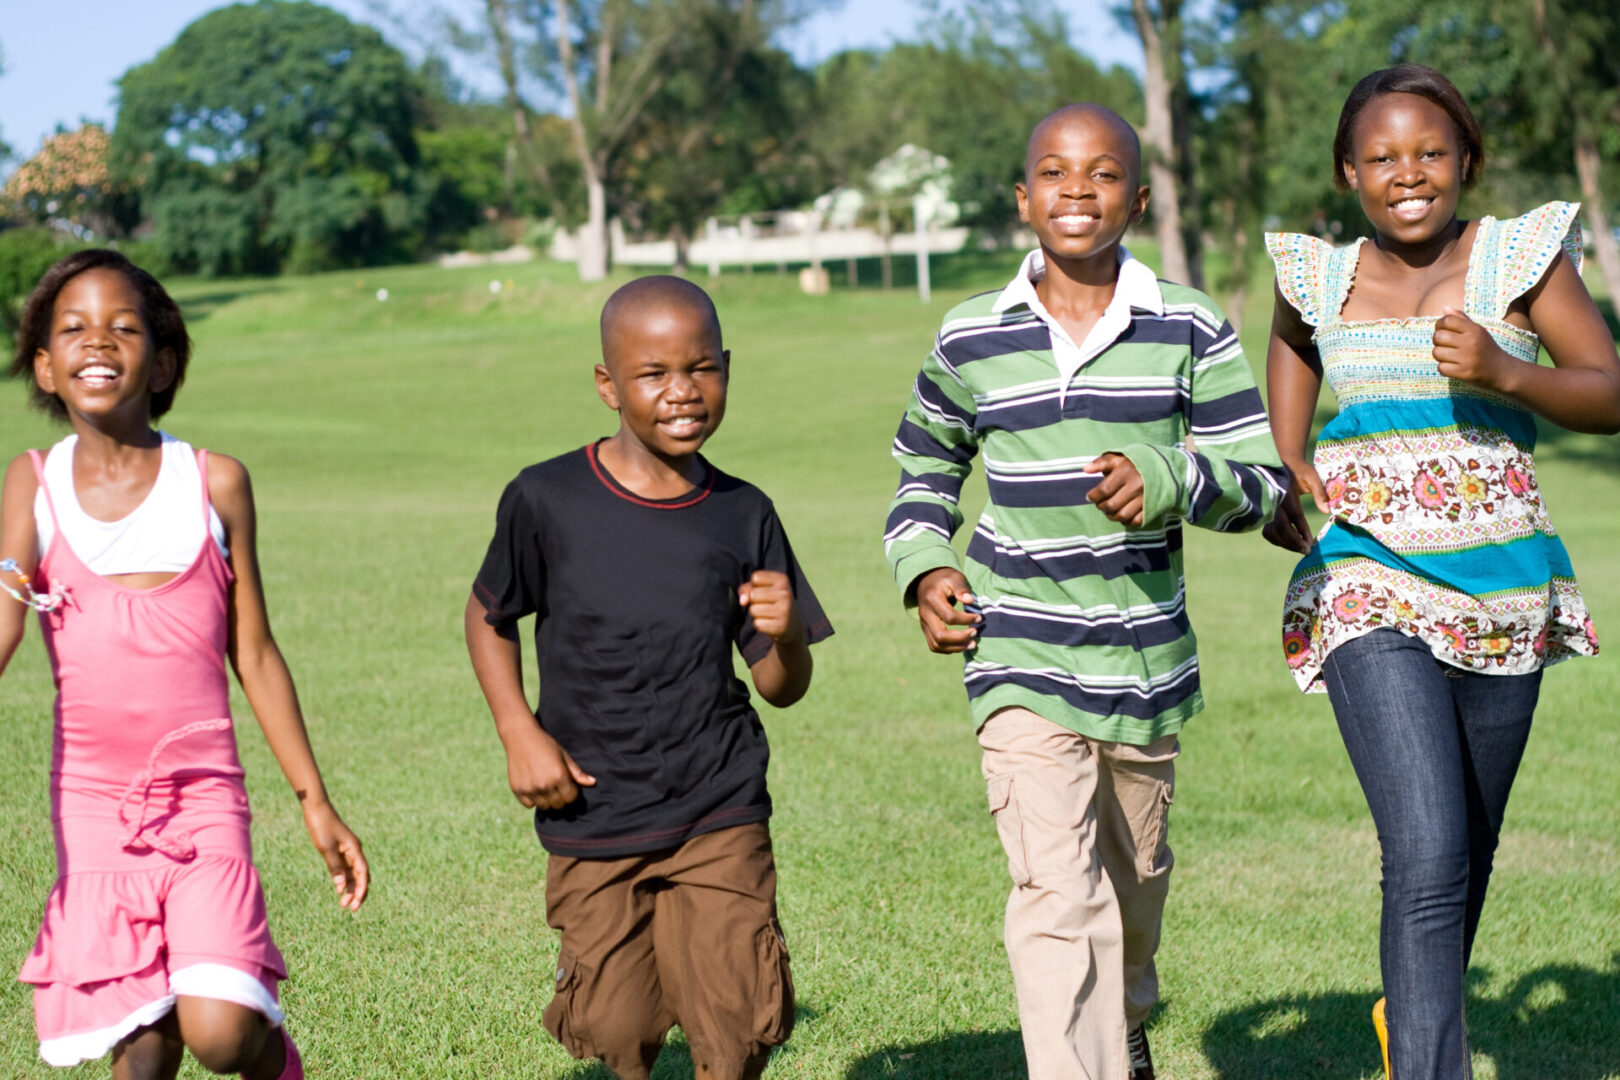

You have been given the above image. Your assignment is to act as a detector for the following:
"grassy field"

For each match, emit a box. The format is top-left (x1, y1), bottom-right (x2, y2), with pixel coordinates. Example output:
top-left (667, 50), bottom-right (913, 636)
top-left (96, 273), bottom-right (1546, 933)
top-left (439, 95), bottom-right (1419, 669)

top-left (1, 248), bottom-right (1617, 1080)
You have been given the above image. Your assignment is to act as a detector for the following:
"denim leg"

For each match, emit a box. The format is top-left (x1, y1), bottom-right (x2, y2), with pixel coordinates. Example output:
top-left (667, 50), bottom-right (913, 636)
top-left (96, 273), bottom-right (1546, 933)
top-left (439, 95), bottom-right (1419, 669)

top-left (1451, 667), bottom-right (1538, 965)
top-left (1324, 630), bottom-right (1473, 1080)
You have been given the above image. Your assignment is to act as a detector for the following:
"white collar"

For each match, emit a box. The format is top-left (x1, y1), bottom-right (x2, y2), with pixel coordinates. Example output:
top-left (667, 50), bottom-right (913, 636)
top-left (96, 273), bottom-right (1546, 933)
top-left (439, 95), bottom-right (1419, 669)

top-left (990, 247), bottom-right (1164, 318)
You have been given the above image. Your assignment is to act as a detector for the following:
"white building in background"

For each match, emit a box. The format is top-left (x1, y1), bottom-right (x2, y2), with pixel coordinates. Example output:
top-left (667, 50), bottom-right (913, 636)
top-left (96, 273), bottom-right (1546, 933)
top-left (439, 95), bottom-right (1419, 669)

top-left (815, 144), bottom-right (961, 230)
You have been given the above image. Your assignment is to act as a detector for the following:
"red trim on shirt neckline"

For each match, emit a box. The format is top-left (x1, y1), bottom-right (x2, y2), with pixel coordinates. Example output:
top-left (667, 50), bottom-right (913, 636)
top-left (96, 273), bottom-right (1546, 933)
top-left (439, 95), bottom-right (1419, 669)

top-left (586, 441), bottom-right (715, 510)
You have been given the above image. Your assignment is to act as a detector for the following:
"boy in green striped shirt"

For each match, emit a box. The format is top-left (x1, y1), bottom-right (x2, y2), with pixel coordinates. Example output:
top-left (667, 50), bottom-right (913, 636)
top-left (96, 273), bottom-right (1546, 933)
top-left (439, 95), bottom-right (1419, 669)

top-left (883, 105), bottom-right (1286, 1080)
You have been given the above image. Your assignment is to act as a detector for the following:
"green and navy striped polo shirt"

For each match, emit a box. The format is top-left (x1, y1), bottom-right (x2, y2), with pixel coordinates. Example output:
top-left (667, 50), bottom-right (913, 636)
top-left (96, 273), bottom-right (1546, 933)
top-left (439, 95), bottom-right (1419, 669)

top-left (884, 251), bottom-right (1287, 744)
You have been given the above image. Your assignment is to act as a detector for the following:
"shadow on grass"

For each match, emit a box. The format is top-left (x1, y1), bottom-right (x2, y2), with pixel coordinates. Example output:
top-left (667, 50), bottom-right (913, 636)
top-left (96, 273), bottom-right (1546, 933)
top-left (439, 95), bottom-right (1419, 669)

top-left (177, 289), bottom-right (255, 321)
top-left (1203, 955), bottom-right (1620, 1080)
top-left (558, 1003), bottom-right (824, 1080)
top-left (845, 1030), bottom-right (1025, 1080)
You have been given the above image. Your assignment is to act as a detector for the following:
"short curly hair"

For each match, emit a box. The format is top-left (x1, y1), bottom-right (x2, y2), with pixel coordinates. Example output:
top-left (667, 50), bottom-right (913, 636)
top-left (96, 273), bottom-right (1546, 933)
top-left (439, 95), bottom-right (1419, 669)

top-left (8, 249), bottom-right (191, 421)
top-left (1333, 64), bottom-right (1484, 192)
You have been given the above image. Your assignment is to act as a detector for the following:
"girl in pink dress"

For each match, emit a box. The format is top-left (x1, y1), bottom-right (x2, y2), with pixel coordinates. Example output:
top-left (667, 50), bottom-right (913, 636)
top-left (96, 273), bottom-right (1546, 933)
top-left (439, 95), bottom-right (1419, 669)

top-left (0, 250), bottom-right (370, 1079)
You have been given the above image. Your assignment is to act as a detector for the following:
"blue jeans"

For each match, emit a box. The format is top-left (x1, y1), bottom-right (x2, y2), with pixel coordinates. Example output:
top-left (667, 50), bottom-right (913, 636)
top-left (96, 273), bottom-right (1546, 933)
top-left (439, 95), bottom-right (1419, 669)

top-left (1322, 629), bottom-right (1540, 1080)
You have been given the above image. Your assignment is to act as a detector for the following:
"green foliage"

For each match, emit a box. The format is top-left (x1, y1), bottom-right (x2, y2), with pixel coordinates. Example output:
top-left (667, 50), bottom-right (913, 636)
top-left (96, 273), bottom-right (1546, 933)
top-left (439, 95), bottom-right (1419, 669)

top-left (415, 101), bottom-right (579, 246)
top-left (807, 7), bottom-right (1143, 231)
top-left (0, 227), bottom-right (72, 339)
top-left (1196, 1), bottom-right (1620, 240)
top-left (112, 0), bottom-right (433, 275)
top-left (615, 10), bottom-right (823, 241)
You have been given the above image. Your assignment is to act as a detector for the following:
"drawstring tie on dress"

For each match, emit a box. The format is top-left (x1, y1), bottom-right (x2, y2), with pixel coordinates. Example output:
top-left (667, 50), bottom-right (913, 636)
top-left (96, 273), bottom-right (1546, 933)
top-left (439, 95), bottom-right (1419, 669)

top-left (118, 718), bottom-right (234, 859)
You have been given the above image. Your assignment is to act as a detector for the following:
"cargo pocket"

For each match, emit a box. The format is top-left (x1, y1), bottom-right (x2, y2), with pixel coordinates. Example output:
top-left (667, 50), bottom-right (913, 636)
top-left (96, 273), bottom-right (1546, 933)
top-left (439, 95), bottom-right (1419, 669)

top-left (542, 947), bottom-right (595, 1060)
top-left (752, 918), bottom-right (796, 1049)
top-left (1137, 780), bottom-right (1174, 878)
top-left (986, 775), bottom-right (1032, 887)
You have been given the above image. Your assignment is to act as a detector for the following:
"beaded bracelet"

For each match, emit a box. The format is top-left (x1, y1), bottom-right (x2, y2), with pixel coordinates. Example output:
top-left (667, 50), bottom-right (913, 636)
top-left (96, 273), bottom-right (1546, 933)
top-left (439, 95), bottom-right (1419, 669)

top-left (0, 558), bottom-right (72, 613)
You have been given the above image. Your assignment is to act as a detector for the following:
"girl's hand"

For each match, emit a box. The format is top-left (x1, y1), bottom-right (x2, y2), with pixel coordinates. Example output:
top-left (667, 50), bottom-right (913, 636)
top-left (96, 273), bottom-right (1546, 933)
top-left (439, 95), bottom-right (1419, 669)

top-left (738, 570), bottom-right (805, 645)
top-left (1263, 461), bottom-right (1326, 555)
top-left (1433, 308), bottom-right (1514, 391)
top-left (302, 801), bottom-right (369, 912)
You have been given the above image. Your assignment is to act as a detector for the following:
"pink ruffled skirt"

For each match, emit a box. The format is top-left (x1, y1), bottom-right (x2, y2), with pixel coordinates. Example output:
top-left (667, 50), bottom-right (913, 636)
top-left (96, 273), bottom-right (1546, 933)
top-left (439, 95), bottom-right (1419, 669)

top-left (22, 776), bottom-right (287, 1067)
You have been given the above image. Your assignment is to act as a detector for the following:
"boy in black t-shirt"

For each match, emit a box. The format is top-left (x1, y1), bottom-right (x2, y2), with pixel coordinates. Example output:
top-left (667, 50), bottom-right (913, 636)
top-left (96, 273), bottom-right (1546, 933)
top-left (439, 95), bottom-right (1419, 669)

top-left (464, 275), bottom-right (832, 1080)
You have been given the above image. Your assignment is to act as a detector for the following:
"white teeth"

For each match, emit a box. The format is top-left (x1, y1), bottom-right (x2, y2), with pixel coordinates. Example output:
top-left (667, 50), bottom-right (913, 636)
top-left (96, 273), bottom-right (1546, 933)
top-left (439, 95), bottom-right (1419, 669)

top-left (1394, 198), bottom-right (1430, 210)
top-left (78, 365), bottom-right (117, 381)
top-left (1054, 214), bottom-right (1098, 224)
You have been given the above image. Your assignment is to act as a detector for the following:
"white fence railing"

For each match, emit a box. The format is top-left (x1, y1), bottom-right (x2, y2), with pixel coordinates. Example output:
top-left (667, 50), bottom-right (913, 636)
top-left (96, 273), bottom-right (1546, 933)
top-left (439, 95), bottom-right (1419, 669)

top-left (549, 198), bottom-right (962, 301)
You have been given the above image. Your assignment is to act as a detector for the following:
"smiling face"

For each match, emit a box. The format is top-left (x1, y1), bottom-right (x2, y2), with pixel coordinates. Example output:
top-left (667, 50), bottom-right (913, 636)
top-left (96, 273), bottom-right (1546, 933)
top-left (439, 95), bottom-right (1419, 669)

top-left (1343, 91), bottom-right (1468, 245)
top-left (33, 267), bottom-right (174, 429)
top-left (1016, 106), bottom-right (1149, 267)
top-left (596, 300), bottom-right (729, 466)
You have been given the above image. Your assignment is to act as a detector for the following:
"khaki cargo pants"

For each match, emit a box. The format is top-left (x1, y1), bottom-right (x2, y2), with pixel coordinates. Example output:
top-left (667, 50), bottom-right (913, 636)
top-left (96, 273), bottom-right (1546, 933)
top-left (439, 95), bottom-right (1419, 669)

top-left (980, 706), bottom-right (1178, 1080)
top-left (542, 822), bottom-right (794, 1080)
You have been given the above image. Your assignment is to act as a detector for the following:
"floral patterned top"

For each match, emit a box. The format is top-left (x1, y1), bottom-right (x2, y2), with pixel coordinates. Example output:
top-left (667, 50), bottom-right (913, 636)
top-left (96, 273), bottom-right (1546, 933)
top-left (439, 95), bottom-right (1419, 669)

top-left (1265, 201), bottom-right (1598, 692)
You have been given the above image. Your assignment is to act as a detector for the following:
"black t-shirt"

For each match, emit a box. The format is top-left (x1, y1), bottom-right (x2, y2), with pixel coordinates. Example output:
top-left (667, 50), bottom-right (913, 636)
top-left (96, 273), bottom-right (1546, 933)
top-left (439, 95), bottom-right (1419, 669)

top-left (474, 442), bottom-right (833, 858)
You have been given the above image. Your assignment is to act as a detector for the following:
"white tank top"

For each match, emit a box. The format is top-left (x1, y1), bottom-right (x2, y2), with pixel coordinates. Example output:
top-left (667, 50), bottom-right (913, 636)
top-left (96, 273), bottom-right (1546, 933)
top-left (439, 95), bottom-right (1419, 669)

top-left (34, 433), bottom-right (229, 575)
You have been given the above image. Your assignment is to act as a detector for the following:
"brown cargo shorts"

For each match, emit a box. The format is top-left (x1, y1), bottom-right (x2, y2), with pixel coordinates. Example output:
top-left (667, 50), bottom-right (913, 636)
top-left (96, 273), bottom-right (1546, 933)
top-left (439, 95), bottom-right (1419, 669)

top-left (541, 822), bottom-right (794, 1080)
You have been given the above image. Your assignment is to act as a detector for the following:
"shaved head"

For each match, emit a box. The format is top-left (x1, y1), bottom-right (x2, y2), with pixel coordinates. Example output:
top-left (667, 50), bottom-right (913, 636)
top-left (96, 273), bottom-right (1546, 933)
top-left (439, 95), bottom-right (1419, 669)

top-left (1026, 104), bottom-right (1142, 186)
top-left (600, 275), bottom-right (723, 370)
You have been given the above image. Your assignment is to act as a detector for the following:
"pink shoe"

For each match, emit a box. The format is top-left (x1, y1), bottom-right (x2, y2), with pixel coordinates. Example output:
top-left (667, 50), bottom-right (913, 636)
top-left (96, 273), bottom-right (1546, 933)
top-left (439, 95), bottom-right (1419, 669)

top-left (276, 1030), bottom-right (304, 1080)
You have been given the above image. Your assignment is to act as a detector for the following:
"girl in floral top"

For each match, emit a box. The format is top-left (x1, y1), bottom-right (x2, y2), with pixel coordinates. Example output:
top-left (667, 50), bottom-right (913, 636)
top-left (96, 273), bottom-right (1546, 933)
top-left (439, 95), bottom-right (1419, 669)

top-left (1264, 64), bottom-right (1620, 1079)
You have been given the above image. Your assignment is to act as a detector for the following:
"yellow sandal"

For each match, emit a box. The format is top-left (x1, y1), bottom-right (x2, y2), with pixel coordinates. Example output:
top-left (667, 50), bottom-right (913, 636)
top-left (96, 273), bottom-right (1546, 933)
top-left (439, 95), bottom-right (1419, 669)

top-left (1372, 997), bottom-right (1391, 1078)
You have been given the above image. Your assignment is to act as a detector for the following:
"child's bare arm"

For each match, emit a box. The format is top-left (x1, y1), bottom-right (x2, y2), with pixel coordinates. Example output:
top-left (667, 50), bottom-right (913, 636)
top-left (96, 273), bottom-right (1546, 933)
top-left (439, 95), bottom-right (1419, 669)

top-left (0, 455), bottom-right (39, 678)
top-left (463, 592), bottom-right (595, 809)
top-left (1431, 252), bottom-right (1620, 434)
top-left (739, 570), bottom-right (813, 707)
top-left (211, 454), bottom-right (369, 912)
top-left (1264, 283), bottom-right (1330, 554)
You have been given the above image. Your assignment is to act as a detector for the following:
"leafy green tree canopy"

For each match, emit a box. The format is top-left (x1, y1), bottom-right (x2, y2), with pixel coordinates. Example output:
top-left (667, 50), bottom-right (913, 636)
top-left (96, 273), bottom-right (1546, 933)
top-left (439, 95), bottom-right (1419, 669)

top-left (114, 0), bottom-right (431, 274)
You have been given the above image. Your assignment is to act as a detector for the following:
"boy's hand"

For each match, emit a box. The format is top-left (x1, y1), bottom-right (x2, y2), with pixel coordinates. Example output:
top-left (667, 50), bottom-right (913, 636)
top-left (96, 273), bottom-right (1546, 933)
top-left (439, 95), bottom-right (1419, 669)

top-left (739, 570), bottom-right (806, 644)
top-left (1263, 460), bottom-right (1328, 555)
top-left (501, 722), bottom-right (596, 811)
top-left (915, 567), bottom-right (979, 654)
top-left (1433, 308), bottom-right (1514, 391)
top-left (1084, 454), bottom-right (1146, 526)
top-left (302, 801), bottom-right (370, 912)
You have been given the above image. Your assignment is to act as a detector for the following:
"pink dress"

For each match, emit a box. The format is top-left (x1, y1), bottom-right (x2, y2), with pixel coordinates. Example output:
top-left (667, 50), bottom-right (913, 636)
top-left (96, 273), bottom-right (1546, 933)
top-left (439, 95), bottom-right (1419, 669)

top-left (18, 446), bottom-right (287, 1068)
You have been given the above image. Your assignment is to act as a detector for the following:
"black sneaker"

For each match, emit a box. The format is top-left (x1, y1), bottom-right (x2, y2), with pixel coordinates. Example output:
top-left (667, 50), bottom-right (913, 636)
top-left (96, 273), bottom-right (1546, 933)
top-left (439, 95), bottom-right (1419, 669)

top-left (1128, 1024), bottom-right (1156, 1080)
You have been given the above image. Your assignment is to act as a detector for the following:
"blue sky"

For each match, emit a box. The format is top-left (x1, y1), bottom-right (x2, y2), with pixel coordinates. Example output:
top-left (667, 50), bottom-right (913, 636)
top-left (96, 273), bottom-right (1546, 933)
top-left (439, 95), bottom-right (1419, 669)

top-left (0, 0), bottom-right (1142, 164)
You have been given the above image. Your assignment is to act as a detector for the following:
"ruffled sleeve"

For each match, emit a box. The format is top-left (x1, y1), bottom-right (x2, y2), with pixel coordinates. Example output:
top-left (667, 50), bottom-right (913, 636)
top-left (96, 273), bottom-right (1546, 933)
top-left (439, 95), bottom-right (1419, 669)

top-left (1485, 201), bottom-right (1583, 319)
top-left (1265, 232), bottom-right (1334, 327)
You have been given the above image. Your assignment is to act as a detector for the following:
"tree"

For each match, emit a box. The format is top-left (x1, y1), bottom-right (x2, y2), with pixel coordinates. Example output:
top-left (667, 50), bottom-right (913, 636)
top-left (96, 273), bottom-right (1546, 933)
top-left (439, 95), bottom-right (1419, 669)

top-left (0, 43), bottom-right (11, 169)
top-left (835, 6), bottom-right (1141, 235)
top-left (448, 0), bottom-right (828, 281)
top-left (1521, 0), bottom-right (1620, 307)
top-left (113, 0), bottom-right (433, 275)
top-left (613, 10), bottom-right (821, 267)
top-left (1, 125), bottom-right (135, 238)
top-left (1127, 0), bottom-right (1203, 288)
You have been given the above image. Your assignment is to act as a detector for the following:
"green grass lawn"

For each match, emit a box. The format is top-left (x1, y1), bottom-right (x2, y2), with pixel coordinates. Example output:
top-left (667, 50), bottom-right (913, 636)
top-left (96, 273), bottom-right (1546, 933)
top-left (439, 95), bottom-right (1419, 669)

top-left (2, 250), bottom-right (1617, 1079)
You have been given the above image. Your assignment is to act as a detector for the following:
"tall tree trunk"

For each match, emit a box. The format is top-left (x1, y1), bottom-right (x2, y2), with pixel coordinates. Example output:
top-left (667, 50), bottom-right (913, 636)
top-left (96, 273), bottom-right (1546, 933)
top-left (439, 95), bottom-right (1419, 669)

top-left (672, 222), bottom-right (690, 273)
top-left (556, 0), bottom-right (608, 281)
top-left (1528, 0), bottom-right (1620, 306)
top-left (578, 159), bottom-right (609, 282)
top-left (1130, 0), bottom-right (1190, 285)
top-left (1171, 79), bottom-right (1204, 289)
top-left (1574, 135), bottom-right (1620, 307)
top-left (485, 0), bottom-right (555, 203)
